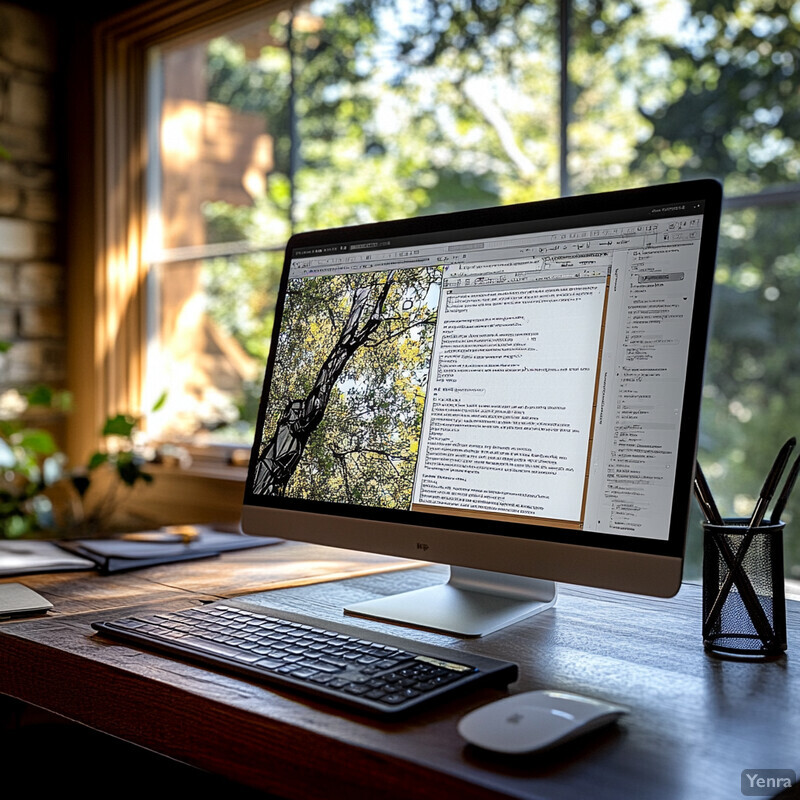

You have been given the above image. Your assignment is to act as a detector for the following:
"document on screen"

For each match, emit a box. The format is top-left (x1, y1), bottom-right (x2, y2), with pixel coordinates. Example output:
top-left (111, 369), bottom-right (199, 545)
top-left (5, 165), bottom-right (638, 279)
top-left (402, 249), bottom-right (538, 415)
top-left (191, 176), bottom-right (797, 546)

top-left (411, 276), bottom-right (608, 525)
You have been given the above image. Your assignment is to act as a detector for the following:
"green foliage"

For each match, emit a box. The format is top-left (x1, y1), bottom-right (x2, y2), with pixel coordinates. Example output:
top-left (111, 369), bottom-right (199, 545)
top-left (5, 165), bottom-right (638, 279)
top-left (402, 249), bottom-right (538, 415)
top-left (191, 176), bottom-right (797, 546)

top-left (201, 248), bottom-right (284, 364)
top-left (695, 200), bottom-right (800, 577)
top-left (0, 379), bottom-right (71, 538)
top-left (87, 451), bottom-right (109, 472)
top-left (81, 403), bottom-right (162, 495)
top-left (102, 414), bottom-right (138, 438)
top-left (0, 349), bottom-right (161, 537)
top-left (207, 35), bottom-right (292, 175)
top-left (261, 266), bottom-right (440, 504)
top-left (632, 0), bottom-right (800, 191)
top-left (151, 391), bottom-right (167, 413)
top-left (622, 0), bottom-right (800, 579)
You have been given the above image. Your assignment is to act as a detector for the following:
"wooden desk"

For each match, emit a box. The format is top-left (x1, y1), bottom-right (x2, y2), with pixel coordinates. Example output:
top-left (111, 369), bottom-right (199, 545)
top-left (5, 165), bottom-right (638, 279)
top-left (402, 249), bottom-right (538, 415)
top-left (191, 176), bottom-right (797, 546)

top-left (1, 540), bottom-right (799, 800)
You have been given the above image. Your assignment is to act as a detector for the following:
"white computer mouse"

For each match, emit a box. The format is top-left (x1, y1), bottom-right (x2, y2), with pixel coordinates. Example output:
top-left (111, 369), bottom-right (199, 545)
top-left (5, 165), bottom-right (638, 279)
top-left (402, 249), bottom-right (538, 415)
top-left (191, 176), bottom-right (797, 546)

top-left (457, 689), bottom-right (628, 755)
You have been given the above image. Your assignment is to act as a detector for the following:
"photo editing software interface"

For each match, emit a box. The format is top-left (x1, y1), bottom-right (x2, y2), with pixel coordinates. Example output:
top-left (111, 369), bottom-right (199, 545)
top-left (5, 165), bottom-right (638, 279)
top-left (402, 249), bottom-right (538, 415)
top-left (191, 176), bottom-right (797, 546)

top-left (248, 190), bottom-right (713, 551)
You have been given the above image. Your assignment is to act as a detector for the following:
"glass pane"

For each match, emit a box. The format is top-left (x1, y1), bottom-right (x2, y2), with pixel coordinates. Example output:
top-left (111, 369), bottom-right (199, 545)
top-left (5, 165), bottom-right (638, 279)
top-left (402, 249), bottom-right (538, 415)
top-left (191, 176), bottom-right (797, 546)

top-left (157, 14), bottom-right (291, 252)
top-left (570, 0), bottom-right (800, 196)
top-left (148, 250), bottom-right (283, 444)
top-left (610, 0), bottom-right (800, 196)
top-left (147, 10), bottom-right (292, 442)
top-left (687, 200), bottom-right (800, 583)
top-left (141, 0), bottom-right (800, 589)
top-left (567, 0), bottom-right (694, 194)
top-left (290, 0), bottom-right (560, 225)
top-left (146, 0), bottom-right (561, 442)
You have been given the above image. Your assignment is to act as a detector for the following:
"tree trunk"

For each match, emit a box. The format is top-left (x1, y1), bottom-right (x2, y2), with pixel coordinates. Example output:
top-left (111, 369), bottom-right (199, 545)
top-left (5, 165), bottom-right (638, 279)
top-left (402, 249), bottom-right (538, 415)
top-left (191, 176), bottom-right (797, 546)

top-left (253, 274), bottom-right (395, 495)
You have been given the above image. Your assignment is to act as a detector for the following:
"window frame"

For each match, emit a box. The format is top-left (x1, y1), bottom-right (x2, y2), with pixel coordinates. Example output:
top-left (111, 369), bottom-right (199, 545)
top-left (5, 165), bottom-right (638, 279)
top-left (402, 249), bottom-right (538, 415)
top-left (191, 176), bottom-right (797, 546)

top-left (71, 0), bottom-right (800, 529)
top-left (67, 0), bottom-right (285, 525)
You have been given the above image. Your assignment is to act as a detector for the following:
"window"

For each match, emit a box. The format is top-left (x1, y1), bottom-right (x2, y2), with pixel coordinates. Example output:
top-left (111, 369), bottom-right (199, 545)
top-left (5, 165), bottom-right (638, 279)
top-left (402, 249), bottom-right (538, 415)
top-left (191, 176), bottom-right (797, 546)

top-left (90, 0), bottom-right (800, 583)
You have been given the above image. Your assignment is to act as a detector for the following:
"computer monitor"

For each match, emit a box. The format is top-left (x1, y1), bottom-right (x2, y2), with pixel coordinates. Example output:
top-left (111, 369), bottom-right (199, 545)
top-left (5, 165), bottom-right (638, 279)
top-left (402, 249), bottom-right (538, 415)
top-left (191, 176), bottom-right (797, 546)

top-left (241, 179), bottom-right (721, 637)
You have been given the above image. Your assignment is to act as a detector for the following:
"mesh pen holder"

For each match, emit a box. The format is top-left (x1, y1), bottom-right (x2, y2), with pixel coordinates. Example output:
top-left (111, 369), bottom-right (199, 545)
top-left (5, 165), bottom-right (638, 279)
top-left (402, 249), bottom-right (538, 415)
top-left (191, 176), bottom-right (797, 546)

top-left (703, 518), bottom-right (787, 658)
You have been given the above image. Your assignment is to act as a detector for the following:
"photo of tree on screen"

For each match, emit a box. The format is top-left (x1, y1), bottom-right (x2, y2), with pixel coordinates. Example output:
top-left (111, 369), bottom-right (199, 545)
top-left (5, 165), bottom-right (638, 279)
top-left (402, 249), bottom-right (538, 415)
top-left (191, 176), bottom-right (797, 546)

top-left (253, 266), bottom-right (441, 506)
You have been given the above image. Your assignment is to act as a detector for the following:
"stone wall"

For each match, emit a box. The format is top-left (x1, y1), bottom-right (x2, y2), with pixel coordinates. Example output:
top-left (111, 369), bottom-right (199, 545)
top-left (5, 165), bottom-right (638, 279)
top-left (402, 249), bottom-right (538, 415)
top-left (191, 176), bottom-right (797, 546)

top-left (0, 3), bottom-right (64, 389)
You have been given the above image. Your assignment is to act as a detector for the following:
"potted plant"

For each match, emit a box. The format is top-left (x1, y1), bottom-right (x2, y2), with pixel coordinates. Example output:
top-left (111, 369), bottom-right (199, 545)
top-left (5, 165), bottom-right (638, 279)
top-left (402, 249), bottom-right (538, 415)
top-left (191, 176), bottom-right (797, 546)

top-left (0, 341), bottom-right (161, 538)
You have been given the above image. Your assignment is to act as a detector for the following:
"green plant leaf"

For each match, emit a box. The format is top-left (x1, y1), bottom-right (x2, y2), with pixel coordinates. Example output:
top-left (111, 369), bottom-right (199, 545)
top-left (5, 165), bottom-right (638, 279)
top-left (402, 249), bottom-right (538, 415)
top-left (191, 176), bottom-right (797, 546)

top-left (0, 419), bottom-right (18, 438)
top-left (24, 385), bottom-right (73, 412)
top-left (3, 514), bottom-right (33, 538)
top-left (52, 390), bottom-right (73, 412)
top-left (0, 340), bottom-right (11, 353)
top-left (151, 390), bottom-right (168, 412)
top-left (25, 385), bottom-right (54, 406)
top-left (102, 414), bottom-right (138, 438)
top-left (13, 429), bottom-right (57, 456)
top-left (117, 458), bottom-right (145, 486)
top-left (87, 451), bottom-right (109, 470)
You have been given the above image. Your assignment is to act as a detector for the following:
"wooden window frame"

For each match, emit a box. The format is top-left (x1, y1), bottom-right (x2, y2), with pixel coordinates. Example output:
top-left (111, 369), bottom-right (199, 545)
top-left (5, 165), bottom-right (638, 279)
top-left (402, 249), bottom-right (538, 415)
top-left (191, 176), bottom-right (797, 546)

top-left (66, 0), bottom-right (285, 524)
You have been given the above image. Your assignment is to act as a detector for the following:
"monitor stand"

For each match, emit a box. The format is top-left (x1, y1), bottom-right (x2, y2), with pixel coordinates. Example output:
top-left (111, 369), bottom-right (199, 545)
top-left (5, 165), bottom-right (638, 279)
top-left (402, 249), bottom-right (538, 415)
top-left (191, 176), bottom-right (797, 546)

top-left (344, 566), bottom-right (557, 637)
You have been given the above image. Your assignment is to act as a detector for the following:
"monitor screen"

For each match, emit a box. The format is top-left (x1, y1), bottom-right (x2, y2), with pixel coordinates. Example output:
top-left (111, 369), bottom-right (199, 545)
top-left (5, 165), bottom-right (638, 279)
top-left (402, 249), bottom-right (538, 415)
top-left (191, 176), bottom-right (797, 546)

top-left (242, 179), bottom-right (721, 636)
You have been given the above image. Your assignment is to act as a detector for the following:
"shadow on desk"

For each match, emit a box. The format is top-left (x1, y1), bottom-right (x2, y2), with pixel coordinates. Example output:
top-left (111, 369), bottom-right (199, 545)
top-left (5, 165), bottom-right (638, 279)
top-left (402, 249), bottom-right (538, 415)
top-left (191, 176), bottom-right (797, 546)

top-left (0, 698), bottom-right (274, 798)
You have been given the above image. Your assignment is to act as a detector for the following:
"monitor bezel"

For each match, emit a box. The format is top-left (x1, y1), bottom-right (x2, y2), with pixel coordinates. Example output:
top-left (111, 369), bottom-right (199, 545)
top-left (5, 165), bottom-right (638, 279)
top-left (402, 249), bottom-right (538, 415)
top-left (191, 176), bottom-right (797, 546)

top-left (241, 179), bottom-right (722, 598)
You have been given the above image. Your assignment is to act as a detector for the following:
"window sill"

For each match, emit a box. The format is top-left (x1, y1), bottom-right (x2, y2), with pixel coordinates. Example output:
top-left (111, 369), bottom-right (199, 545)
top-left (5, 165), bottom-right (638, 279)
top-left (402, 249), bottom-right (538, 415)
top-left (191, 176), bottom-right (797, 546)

top-left (117, 461), bottom-right (247, 529)
top-left (147, 460), bottom-right (249, 484)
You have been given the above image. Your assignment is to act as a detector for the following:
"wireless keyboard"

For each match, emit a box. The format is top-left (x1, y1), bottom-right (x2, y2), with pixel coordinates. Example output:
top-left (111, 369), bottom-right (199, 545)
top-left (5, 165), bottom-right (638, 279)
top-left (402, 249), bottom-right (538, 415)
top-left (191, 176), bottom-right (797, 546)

top-left (92, 600), bottom-right (518, 716)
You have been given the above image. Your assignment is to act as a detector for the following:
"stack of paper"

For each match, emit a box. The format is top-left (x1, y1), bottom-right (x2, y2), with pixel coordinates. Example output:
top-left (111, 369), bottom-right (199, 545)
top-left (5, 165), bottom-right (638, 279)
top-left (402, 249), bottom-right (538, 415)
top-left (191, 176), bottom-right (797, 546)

top-left (0, 539), bottom-right (95, 576)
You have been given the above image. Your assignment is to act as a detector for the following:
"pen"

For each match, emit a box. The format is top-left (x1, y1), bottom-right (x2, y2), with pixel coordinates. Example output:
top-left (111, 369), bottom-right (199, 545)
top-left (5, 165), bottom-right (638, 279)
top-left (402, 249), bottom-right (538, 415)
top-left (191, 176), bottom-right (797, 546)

top-left (770, 452), bottom-right (800, 525)
top-left (694, 460), bottom-right (723, 525)
top-left (747, 437), bottom-right (796, 529)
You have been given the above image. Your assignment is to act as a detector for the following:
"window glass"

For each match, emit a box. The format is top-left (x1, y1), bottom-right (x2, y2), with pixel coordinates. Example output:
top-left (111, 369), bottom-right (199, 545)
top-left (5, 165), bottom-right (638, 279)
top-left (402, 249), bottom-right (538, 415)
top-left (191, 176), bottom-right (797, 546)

top-left (567, 0), bottom-right (673, 194)
top-left (148, 13), bottom-right (289, 440)
top-left (144, 0), bottom-right (800, 585)
top-left (146, 0), bottom-right (561, 443)
top-left (689, 200), bottom-right (800, 582)
top-left (623, 0), bottom-right (800, 583)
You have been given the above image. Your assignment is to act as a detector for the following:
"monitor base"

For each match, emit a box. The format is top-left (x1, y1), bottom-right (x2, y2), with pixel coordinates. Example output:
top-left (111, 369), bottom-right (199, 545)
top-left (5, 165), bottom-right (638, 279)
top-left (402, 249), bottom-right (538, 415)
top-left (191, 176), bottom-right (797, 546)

top-left (344, 566), bottom-right (557, 637)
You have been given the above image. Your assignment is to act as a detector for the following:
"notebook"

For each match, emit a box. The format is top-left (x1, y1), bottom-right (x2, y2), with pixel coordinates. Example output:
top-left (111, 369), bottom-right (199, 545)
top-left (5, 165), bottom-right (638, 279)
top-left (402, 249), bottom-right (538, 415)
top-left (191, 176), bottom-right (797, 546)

top-left (58, 528), bottom-right (281, 573)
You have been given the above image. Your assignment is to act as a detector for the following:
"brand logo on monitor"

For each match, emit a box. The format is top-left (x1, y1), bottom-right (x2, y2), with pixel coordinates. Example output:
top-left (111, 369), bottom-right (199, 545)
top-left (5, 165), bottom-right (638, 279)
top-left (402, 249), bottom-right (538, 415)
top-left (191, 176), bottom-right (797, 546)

top-left (417, 542), bottom-right (430, 551)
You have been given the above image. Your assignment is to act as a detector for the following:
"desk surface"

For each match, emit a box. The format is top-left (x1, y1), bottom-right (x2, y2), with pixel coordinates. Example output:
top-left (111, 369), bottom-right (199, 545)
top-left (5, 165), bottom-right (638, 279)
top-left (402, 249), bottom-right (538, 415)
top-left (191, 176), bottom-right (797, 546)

top-left (1, 540), bottom-right (799, 800)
